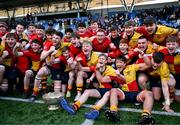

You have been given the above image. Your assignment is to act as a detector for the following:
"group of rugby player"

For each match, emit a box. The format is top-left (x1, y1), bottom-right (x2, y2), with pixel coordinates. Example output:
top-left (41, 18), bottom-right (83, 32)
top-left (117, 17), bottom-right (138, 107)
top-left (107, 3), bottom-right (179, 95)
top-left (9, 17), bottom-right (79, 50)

top-left (0, 16), bottom-right (179, 124)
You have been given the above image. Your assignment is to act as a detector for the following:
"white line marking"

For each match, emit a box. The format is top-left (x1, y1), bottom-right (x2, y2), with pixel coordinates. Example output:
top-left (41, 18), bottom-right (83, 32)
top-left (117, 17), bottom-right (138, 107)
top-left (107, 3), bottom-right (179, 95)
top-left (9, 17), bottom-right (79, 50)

top-left (0, 96), bottom-right (180, 117)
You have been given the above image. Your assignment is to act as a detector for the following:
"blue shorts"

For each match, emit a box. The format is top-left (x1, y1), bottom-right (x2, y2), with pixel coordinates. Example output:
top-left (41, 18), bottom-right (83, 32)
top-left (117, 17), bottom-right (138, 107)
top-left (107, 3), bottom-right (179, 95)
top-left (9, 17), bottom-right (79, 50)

top-left (97, 88), bottom-right (111, 97)
top-left (123, 91), bottom-right (140, 103)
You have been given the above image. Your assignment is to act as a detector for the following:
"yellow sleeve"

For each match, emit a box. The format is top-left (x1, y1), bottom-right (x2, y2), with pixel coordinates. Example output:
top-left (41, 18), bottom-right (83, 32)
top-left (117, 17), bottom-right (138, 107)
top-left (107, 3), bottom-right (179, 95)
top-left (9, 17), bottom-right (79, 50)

top-left (61, 42), bottom-right (72, 47)
top-left (133, 64), bottom-right (139, 71)
top-left (0, 41), bottom-right (5, 56)
top-left (103, 66), bottom-right (116, 77)
top-left (159, 25), bottom-right (178, 35)
top-left (160, 62), bottom-right (170, 81)
top-left (174, 55), bottom-right (180, 65)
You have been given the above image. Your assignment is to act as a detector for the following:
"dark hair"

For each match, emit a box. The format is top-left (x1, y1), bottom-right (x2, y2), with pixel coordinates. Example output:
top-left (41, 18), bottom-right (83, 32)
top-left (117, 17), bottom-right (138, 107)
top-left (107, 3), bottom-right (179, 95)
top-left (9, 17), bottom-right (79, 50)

top-left (152, 52), bottom-right (164, 63)
top-left (62, 46), bottom-right (70, 52)
top-left (144, 16), bottom-right (155, 25)
top-left (90, 20), bottom-right (98, 24)
top-left (65, 28), bottom-right (73, 33)
top-left (6, 33), bottom-right (16, 39)
top-left (19, 39), bottom-right (29, 43)
top-left (166, 35), bottom-right (179, 43)
top-left (54, 31), bottom-right (63, 38)
top-left (31, 39), bottom-right (43, 47)
top-left (138, 35), bottom-right (147, 41)
top-left (119, 38), bottom-right (128, 44)
top-left (71, 33), bottom-right (80, 39)
top-left (115, 55), bottom-right (127, 63)
top-left (16, 22), bottom-right (25, 27)
top-left (45, 28), bottom-right (56, 35)
top-left (99, 53), bottom-right (108, 60)
top-left (28, 23), bottom-right (36, 27)
top-left (36, 24), bottom-right (45, 30)
top-left (110, 26), bottom-right (118, 32)
top-left (78, 22), bottom-right (86, 28)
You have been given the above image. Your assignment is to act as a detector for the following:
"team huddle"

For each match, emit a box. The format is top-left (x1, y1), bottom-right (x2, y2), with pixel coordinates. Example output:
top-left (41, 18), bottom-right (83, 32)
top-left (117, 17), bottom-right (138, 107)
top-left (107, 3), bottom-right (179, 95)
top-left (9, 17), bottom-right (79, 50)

top-left (0, 16), bottom-right (179, 124)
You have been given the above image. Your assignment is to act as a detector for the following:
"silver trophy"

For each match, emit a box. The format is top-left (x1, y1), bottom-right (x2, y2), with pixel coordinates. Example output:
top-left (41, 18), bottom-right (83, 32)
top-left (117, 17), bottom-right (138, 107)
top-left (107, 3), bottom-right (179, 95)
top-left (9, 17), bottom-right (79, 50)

top-left (42, 92), bottom-right (64, 110)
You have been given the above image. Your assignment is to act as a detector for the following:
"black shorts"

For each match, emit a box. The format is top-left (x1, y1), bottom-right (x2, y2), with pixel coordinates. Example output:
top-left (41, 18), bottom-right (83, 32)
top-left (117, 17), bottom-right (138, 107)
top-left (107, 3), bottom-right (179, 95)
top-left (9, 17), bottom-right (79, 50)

top-left (97, 88), bottom-right (111, 97)
top-left (173, 73), bottom-right (180, 90)
top-left (4, 66), bottom-right (19, 80)
top-left (149, 77), bottom-right (161, 88)
top-left (61, 71), bottom-right (69, 85)
top-left (123, 91), bottom-right (140, 103)
top-left (47, 66), bottom-right (63, 80)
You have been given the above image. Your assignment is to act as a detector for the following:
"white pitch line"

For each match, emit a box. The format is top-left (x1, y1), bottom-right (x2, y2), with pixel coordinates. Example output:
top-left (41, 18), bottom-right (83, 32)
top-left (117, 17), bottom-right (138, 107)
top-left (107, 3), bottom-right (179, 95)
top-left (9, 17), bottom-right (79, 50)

top-left (0, 96), bottom-right (180, 117)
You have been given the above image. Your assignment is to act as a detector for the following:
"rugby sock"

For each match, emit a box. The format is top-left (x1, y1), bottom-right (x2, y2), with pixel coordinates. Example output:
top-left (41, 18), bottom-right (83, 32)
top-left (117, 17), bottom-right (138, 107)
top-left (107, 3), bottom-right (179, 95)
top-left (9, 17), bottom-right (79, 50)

top-left (73, 101), bottom-right (81, 110)
top-left (24, 88), bottom-right (29, 93)
top-left (141, 109), bottom-right (150, 116)
top-left (77, 83), bottom-right (83, 93)
top-left (93, 105), bottom-right (101, 111)
top-left (32, 87), bottom-right (39, 96)
top-left (67, 85), bottom-right (73, 92)
top-left (110, 105), bottom-right (118, 112)
top-left (41, 76), bottom-right (47, 90)
top-left (24, 85), bottom-right (29, 93)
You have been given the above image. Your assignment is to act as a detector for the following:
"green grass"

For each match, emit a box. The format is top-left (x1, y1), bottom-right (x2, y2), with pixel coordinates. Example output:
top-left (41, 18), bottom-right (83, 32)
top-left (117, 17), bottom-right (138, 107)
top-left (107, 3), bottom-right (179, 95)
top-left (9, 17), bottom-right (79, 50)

top-left (0, 99), bottom-right (180, 124)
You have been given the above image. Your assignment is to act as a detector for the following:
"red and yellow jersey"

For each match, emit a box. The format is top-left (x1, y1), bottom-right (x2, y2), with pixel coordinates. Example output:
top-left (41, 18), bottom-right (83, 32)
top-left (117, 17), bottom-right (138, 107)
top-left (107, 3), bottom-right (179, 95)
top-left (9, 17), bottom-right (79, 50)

top-left (92, 37), bottom-right (111, 53)
top-left (127, 31), bottom-right (142, 49)
top-left (148, 61), bottom-right (170, 82)
top-left (160, 48), bottom-right (180, 74)
top-left (145, 43), bottom-right (165, 54)
top-left (136, 25), bottom-right (178, 45)
top-left (23, 50), bottom-right (42, 71)
top-left (152, 25), bottom-right (178, 45)
top-left (45, 42), bottom-right (72, 69)
top-left (3, 45), bottom-right (15, 67)
top-left (76, 51), bottom-right (98, 67)
top-left (121, 64), bottom-right (139, 92)
top-left (14, 32), bottom-right (28, 42)
top-left (99, 65), bottom-right (117, 88)
top-left (59, 54), bottom-right (74, 72)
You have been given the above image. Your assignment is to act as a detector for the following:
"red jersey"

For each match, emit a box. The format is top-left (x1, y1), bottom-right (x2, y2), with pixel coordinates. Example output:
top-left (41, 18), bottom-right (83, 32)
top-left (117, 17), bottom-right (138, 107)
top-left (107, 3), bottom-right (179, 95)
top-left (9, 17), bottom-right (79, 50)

top-left (76, 31), bottom-right (91, 38)
top-left (43, 40), bottom-right (53, 51)
top-left (92, 37), bottom-right (112, 53)
top-left (16, 56), bottom-right (30, 74)
top-left (108, 50), bottom-right (123, 58)
top-left (87, 28), bottom-right (98, 37)
top-left (69, 44), bottom-right (82, 57)
top-left (63, 37), bottom-right (71, 43)
top-left (3, 45), bottom-right (15, 67)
